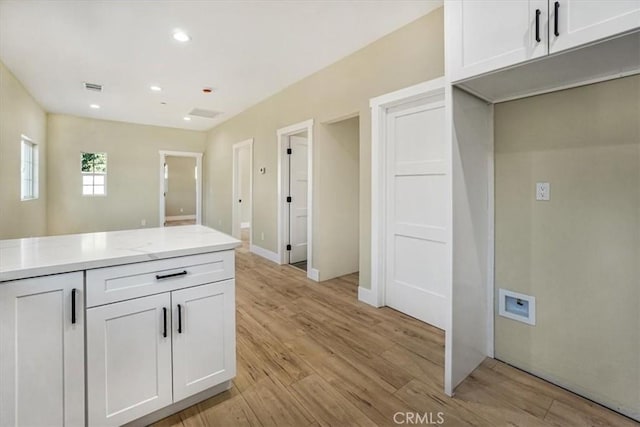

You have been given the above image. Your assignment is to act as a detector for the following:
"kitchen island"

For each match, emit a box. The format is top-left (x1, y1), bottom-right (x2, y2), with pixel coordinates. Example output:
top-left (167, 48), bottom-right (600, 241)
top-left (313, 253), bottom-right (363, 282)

top-left (0, 225), bottom-right (241, 427)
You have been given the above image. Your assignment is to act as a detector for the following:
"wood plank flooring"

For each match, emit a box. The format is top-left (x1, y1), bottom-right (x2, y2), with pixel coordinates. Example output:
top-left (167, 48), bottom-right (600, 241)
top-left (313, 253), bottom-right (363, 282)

top-left (153, 239), bottom-right (638, 427)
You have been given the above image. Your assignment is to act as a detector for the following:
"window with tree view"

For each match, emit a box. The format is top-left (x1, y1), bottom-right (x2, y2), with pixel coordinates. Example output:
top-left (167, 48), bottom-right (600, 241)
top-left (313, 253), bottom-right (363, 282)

top-left (81, 152), bottom-right (107, 196)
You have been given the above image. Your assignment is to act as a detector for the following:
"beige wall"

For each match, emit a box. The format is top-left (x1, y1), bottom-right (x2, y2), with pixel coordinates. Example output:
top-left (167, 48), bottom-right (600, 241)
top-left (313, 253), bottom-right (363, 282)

top-left (165, 156), bottom-right (196, 217)
top-left (204, 9), bottom-right (444, 283)
top-left (494, 76), bottom-right (640, 417)
top-left (0, 61), bottom-right (47, 239)
top-left (316, 116), bottom-right (360, 279)
top-left (47, 114), bottom-right (206, 235)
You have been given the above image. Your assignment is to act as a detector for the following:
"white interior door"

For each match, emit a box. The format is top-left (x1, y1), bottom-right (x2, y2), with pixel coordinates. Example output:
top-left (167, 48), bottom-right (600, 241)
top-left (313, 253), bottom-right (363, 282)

top-left (288, 135), bottom-right (308, 264)
top-left (87, 293), bottom-right (173, 427)
top-left (385, 96), bottom-right (448, 330)
top-left (172, 280), bottom-right (236, 401)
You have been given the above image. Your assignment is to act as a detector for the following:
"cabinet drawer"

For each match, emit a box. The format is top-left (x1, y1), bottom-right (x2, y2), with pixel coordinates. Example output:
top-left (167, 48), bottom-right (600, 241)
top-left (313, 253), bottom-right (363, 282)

top-left (86, 251), bottom-right (234, 307)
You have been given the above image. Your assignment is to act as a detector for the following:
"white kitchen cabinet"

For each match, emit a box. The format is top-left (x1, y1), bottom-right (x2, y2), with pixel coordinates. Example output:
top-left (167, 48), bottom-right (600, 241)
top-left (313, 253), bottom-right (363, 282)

top-left (550, 0), bottom-right (640, 53)
top-left (172, 280), bottom-right (236, 401)
top-left (87, 293), bottom-right (173, 427)
top-left (447, 0), bottom-right (549, 82)
top-left (447, 0), bottom-right (640, 83)
top-left (0, 273), bottom-right (84, 427)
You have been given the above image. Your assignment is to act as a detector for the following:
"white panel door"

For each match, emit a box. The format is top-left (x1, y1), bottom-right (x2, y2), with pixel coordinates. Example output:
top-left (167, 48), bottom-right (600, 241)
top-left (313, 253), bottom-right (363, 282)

top-left (172, 280), bottom-right (236, 401)
top-left (385, 96), bottom-right (448, 330)
top-left (0, 273), bottom-right (84, 427)
top-left (550, 0), bottom-right (640, 53)
top-left (448, 0), bottom-right (548, 82)
top-left (288, 135), bottom-right (308, 264)
top-left (87, 293), bottom-right (173, 427)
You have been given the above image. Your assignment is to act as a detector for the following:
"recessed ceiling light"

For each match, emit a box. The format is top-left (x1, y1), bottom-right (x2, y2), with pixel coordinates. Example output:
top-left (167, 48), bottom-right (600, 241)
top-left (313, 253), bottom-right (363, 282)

top-left (183, 116), bottom-right (191, 121)
top-left (150, 85), bottom-right (162, 92)
top-left (90, 104), bottom-right (100, 109)
top-left (173, 30), bottom-right (190, 42)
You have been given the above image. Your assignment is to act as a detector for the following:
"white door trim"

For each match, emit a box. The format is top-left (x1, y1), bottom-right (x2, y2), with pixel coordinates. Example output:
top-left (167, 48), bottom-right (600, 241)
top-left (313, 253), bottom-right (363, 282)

top-left (276, 119), bottom-right (316, 281)
top-left (232, 139), bottom-right (253, 245)
top-left (368, 77), bottom-right (447, 308)
top-left (159, 150), bottom-right (203, 227)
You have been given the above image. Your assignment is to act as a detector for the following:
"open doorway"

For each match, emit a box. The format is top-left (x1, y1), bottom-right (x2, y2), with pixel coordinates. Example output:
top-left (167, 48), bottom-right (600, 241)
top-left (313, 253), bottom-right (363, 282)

top-left (159, 150), bottom-right (203, 227)
top-left (277, 119), bottom-right (316, 280)
top-left (232, 139), bottom-right (253, 246)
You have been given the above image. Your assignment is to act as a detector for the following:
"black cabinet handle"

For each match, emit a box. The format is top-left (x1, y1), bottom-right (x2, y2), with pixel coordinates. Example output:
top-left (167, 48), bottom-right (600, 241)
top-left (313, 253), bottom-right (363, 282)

top-left (535, 9), bottom-right (541, 42)
top-left (177, 304), bottom-right (183, 334)
top-left (554, 2), bottom-right (560, 37)
top-left (71, 288), bottom-right (77, 324)
top-left (155, 270), bottom-right (187, 280)
top-left (162, 307), bottom-right (167, 338)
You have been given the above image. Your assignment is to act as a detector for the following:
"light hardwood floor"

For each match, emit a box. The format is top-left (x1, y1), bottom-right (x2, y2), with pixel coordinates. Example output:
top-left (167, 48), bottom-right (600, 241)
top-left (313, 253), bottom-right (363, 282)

top-left (153, 239), bottom-right (638, 427)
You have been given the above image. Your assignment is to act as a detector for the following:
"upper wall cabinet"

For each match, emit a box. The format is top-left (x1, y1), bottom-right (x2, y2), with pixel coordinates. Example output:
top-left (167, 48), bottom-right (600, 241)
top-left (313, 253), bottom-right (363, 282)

top-left (447, 0), bottom-right (549, 82)
top-left (447, 0), bottom-right (640, 83)
top-left (550, 0), bottom-right (640, 53)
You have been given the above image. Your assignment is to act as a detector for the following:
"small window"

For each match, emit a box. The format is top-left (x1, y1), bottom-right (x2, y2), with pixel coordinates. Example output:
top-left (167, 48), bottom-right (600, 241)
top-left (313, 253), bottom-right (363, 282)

top-left (21, 136), bottom-right (38, 200)
top-left (81, 152), bottom-right (107, 196)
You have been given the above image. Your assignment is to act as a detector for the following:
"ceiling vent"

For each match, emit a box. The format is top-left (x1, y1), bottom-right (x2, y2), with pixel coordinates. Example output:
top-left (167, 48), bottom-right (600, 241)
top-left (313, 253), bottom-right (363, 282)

top-left (84, 82), bottom-right (103, 92)
top-left (188, 108), bottom-right (220, 119)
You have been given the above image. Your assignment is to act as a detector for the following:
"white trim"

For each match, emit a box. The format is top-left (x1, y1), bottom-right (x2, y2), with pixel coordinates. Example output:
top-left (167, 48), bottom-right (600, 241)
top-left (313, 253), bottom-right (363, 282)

top-left (159, 150), bottom-right (203, 227)
top-left (232, 139), bottom-right (253, 246)
top-left (276, 119), bottom-right (315, 281)
top-left (165, 215), bottom-right (196, 221)
top-left (307, 268), bottom-right (319, 282)
top-left (357, 286), bottom-right (381, 308)
top-left (369, 78), bottom-right (447, 308)
top-left (249, 244), bottom-right (280, 264)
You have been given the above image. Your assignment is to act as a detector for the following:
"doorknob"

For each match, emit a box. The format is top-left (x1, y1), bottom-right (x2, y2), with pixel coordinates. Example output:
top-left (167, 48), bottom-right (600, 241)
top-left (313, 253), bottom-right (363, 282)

top-left (239, 199), bottom-right (242, 203)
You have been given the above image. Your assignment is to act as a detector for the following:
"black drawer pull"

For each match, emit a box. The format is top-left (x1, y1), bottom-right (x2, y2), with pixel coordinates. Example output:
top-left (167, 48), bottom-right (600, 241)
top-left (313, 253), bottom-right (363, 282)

top-left (71, 288), bottom-right (77, 324)
top-left (554, 1), bottom-right (560, 37)
top-left (177, 304), bottom-right (183, 334)
top-left (162, 307), bottom-right (168, 338)
top-left (155, 270), bottom-right (187, 280)
top-left (535, 9), bottom-right (541, 42)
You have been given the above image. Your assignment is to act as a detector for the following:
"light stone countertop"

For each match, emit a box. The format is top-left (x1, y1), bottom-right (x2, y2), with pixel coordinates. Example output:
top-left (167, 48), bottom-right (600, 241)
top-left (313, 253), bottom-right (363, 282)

top-left (0, 225), bottom-right (241, 282)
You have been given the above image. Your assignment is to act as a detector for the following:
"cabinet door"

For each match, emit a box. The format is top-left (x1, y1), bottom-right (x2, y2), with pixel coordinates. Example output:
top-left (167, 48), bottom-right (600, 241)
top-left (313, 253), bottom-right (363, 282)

top-left (172, 280), bottom-right (236, 401)
top-left (0, 273), bottom-right (84, 427)
top-left (447, 0), bottom-right (549, 81)
top-left (550, 0), bottom-right (640, 53)
top-left (87, 293), bottom-right (173, 427)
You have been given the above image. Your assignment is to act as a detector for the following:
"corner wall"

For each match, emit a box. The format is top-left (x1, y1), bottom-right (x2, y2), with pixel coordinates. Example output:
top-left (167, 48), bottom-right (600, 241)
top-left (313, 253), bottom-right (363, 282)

top-left (0, 61), bottom-right (47, 239)
top-left (204, 8), bottom-right (444, 284)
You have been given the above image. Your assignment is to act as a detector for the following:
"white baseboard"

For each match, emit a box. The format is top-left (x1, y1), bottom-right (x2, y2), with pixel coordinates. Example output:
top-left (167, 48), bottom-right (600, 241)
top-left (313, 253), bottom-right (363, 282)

top-left (307, 268), bottom-right (320, 282)
top-left (358, 286), bottom-right (381, 307)
top-left (240, 222), bottom-right (251, 229)
top-left (166, 215), bottom-right (196, 221)
top-left (250, 244), bottom-right (280, 264)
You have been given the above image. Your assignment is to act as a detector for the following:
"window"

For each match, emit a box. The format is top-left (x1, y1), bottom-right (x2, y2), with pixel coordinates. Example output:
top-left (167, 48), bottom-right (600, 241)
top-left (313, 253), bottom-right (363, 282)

top-left (81, 152), bottom-right (107, 196)
top-left (21, 136), bottom-right (38, 200)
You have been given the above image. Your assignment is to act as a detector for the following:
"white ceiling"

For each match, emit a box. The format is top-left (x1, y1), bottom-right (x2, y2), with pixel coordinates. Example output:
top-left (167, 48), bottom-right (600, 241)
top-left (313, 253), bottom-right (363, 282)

top-left (0, 0), bottom-right (442, 131)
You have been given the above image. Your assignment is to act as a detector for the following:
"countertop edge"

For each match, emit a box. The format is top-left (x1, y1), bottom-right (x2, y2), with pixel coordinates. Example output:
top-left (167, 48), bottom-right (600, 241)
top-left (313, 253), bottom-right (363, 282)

top-left (0, 241), bottom-right (241, 283)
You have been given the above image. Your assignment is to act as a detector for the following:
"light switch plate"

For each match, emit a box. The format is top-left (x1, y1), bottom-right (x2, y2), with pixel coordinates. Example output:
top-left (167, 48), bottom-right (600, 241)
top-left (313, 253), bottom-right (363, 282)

top-left (536, 182), bottom-right (550, 201)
